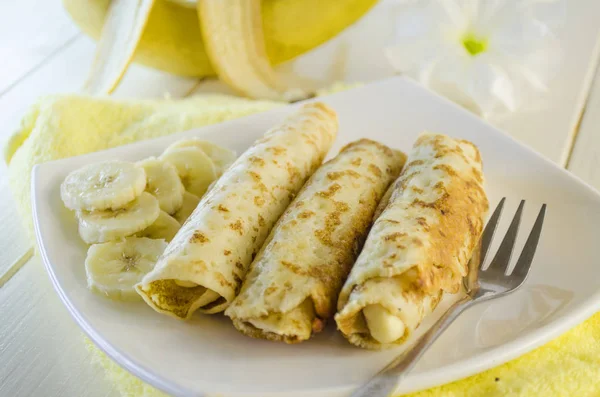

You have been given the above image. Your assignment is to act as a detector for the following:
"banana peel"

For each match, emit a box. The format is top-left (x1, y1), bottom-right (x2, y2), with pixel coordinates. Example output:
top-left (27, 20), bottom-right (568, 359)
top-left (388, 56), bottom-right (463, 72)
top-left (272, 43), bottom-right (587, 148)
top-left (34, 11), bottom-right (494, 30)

top-left (63, 0), bottom-right (378, 79)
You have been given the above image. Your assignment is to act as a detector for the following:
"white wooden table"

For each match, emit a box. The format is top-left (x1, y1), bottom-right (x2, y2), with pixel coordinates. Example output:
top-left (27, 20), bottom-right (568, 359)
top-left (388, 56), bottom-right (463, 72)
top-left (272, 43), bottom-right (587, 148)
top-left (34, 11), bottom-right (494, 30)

top-left (1, 1), bottom-right (600, 396)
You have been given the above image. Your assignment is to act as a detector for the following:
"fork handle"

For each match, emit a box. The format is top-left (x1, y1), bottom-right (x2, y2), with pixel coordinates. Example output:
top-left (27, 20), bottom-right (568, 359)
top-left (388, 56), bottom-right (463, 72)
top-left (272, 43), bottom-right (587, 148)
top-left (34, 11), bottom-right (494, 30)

top-left (350, 295), bottom-right (473, 397)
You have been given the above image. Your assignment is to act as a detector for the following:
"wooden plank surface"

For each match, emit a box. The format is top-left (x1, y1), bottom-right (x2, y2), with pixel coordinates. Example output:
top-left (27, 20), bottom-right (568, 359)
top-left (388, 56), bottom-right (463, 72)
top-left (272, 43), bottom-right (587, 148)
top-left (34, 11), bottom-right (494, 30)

top-left (567, 61), bottom-right (600, 187)
top-left (0, 256), bottom-right (118, 397)
top-left (0, 0), bottom-right (79, 95)
top-left (0, 163), bottom-right (32, 286)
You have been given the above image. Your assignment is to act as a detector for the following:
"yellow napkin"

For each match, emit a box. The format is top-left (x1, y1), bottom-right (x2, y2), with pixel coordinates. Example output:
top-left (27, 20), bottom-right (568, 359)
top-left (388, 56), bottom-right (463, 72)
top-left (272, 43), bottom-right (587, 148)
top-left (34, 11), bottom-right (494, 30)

top-left (5, 93), bottom-right (600, 397)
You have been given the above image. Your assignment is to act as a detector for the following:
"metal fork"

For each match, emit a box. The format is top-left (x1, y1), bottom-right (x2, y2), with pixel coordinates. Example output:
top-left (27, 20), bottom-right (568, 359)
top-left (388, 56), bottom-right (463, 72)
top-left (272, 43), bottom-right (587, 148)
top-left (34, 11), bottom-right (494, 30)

top-left (351, 198), bottom-right (547, 397)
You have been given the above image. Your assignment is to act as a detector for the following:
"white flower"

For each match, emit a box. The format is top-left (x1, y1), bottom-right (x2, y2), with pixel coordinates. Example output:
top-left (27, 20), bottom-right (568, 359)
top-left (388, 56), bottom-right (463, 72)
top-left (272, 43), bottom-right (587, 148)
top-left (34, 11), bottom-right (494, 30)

top-left (386, 0), bottom-right (564, 119)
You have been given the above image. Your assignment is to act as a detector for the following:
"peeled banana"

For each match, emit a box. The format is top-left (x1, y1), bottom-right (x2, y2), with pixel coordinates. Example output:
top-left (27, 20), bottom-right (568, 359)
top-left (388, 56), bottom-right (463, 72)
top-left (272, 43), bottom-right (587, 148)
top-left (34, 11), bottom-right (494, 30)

top-left (61, 160), bottom-right (146, 211)
top-left (78, 192), bottom-right (160, 244)
top-left (137, 157), bottom-right (185, 214)
top-left (86, 237), bottom-right (167, 301)
top-left (160, 147), bottom-right (216, 197)
top-left (199, 0), bottom-right (308, 101)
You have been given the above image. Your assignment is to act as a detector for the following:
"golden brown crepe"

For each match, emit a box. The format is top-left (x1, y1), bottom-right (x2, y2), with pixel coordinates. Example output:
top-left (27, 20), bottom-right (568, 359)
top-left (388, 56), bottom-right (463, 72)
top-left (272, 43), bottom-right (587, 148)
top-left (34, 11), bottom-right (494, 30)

top-left (225, 139), bottom-right (406, 342)
top-left (135, 103), bottom-right (338, 319)
top-left (335, 133), bottom-right (489, 349)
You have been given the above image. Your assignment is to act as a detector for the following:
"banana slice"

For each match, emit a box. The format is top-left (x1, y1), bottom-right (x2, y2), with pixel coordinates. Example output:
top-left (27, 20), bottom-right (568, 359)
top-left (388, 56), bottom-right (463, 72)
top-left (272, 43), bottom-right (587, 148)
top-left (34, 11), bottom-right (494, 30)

top-left (164, 139), bottom-right (236, 175)
top-left (137, 157), bottom-right (185, 214)
top-left (61, 160), bottom-right (146, 211)
top-left (86, 237), bottom-right (167, 301)
top-left (363, 304), bottom-right (406, 344)
top-left (160, 147), bottom-right (217, 197)
top-left (173, 191), bottom-right (200, 224)
top-left (78, 192), bottom-right (160, 244)
top-left (137, 211), bottom-right (181, 242)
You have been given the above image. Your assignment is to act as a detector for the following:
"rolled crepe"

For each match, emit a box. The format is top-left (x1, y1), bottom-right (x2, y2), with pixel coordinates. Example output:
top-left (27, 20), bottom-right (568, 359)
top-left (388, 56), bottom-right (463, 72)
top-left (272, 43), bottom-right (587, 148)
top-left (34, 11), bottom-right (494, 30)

top-left (335, 133), bottom-right (489, 349)
top-left (136, 103), bottom-right (338, 319)
top-left (225, 139), bottom-right (406, 343)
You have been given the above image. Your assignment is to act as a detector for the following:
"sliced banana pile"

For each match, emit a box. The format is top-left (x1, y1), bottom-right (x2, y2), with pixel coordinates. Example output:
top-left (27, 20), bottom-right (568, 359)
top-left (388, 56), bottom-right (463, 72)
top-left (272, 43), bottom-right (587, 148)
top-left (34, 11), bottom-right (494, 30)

top-left (60, 140), bottom-right (236, 301)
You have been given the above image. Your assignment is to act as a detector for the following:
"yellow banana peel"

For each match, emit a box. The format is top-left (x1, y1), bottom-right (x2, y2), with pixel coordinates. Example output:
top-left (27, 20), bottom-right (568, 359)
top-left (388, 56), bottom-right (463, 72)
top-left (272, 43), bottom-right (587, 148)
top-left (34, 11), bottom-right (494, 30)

top-left (63, 0), bottom-right (378, 79)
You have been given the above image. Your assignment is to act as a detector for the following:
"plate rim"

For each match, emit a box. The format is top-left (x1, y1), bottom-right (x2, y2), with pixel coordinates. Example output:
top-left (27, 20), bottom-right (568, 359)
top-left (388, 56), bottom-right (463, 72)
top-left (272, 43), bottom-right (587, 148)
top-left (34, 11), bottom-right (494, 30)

top-left (31, 76), bottom-right (600, 396)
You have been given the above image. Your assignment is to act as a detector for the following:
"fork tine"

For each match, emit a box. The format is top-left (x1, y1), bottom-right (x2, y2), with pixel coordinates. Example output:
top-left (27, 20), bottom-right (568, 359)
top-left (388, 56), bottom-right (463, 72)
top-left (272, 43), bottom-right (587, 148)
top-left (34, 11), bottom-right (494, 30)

top-left (478, 197), bottom-right (506, 267)
top-left (486, 200), bottom-right (525, 273)
top-left (511, 204), bottom-right (546, 280)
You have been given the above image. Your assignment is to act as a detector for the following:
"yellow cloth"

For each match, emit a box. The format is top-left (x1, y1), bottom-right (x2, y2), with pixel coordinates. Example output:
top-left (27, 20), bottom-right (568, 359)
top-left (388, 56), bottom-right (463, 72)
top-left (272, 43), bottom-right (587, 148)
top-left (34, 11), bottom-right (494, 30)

top-left (5, 93), bottom-right (600, 397)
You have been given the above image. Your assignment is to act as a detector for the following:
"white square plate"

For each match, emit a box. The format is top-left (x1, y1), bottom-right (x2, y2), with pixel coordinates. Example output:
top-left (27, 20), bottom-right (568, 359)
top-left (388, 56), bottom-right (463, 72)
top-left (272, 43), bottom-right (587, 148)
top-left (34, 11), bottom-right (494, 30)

top-left (32, 77), bottom-right (600, 397)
